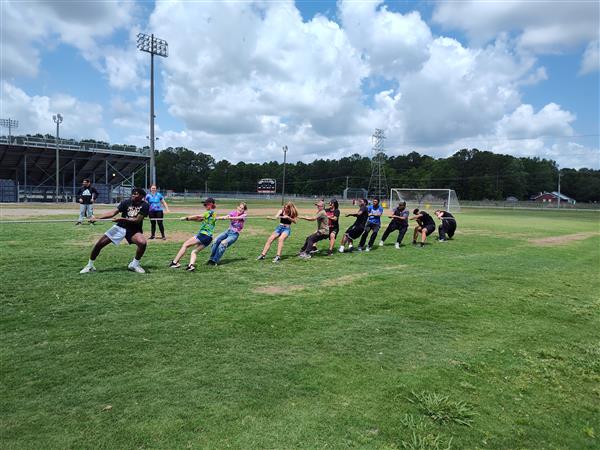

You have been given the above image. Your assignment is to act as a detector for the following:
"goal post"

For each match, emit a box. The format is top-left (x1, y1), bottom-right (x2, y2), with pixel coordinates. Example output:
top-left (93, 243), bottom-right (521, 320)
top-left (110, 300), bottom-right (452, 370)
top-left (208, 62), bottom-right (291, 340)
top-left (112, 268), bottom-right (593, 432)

top-left (389, 188), bottom-right (461, 212)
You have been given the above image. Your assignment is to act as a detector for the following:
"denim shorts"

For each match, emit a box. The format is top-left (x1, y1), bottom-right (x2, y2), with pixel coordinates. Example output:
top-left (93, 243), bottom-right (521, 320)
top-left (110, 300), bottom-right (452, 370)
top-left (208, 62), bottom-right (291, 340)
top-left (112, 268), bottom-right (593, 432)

top-left (274, 224), bottom-right (291, 236)
top-left (195, 232), bottom-right (213, 246)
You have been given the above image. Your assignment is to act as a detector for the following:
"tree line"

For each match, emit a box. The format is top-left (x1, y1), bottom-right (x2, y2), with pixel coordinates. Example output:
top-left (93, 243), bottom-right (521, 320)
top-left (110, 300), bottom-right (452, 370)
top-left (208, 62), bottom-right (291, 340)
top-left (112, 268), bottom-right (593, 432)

top-left (155, 147), bottom-right (600, 203)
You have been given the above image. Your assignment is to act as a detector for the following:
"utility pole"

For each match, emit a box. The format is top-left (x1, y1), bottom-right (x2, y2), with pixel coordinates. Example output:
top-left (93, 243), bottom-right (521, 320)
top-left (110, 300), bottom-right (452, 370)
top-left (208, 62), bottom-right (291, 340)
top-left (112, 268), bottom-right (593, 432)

top-left (367, 129), bottom-right (388, 201)
top-left (281, 145), bottom-right (288, 205)
top-left (557, 170), bottom-right (562, 209)
top-left (53, 114), bottom-right (63, 202)
top-left (137, 33), bottom-right (168, 186)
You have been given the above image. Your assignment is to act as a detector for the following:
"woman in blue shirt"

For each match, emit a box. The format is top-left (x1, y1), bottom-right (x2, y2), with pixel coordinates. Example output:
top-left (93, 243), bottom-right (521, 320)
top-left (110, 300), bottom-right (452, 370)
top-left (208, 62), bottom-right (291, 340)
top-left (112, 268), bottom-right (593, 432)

top-left (145, 185), bottom-right (170, 239)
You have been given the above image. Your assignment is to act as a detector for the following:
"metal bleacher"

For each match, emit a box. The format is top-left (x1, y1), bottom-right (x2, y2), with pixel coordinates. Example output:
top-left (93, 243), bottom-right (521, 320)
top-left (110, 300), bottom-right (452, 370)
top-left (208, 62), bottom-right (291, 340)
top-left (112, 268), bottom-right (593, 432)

top-left (0, 135), bottom-right (151, 203)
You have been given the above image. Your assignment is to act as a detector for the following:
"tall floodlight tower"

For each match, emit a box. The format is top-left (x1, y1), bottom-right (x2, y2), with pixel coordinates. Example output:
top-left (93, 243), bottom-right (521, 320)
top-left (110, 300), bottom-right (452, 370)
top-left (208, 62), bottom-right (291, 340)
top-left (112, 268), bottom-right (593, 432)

top-left (0, 118), bottom-right (19, 143)
top-left (53, 114), bottom-right (63, 202)
top-left (367, 128), bottom-right (388, 201)
top-left (137, 33), bottom-right (168, 186)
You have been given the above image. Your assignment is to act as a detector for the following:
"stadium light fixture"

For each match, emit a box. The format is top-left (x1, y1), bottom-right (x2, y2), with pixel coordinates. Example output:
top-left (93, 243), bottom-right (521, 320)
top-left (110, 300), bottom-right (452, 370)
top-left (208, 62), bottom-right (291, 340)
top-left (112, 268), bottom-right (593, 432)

top-left (137, 33), bottom-right (168, 186)
top-left (53, 114), bottom-right (63, 202)
top-left (0, 118), bottom-right (19, 143)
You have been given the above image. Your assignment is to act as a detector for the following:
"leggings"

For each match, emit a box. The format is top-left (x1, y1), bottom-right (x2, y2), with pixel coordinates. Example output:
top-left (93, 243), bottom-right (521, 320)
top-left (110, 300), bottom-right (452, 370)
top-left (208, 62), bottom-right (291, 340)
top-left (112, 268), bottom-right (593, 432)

top-left (301, 232), bottom-right (329, 252)
top-left (149, 210), bottom-right (165, 237)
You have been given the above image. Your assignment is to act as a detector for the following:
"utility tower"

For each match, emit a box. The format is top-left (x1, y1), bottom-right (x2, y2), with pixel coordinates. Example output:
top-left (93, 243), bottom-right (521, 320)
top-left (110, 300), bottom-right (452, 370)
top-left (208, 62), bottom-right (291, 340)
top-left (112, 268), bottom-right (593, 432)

top-left (367, 128), bottom-right (388, 201)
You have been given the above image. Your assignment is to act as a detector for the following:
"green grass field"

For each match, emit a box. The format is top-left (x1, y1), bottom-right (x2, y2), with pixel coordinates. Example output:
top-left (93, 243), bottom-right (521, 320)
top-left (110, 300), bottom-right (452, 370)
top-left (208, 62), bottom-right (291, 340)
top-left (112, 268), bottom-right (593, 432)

top-left (1, 203), bottom-right (599, 449)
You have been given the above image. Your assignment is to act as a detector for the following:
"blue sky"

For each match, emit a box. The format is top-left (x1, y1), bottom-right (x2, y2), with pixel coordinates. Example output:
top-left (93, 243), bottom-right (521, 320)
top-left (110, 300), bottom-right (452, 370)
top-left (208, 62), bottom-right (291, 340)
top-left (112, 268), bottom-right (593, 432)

top-left (1, 0), bottom-right (598, 168)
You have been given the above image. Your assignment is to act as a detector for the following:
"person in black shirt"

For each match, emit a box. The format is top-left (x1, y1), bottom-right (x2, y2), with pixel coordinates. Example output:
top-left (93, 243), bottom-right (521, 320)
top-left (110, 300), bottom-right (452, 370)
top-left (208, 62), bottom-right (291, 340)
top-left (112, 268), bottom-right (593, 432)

top-left (410, 208), bottom-right (436, 247)
top-left (80, 188), bottom-right (150, 274)
top-left (326, 199), bottom-right (340, 256)
top-left (76, 179), bottom-right (98, 225)
top-left (379, 201), bottom-right (409, 249)
top-left (338, 198), bottom-right (368, 253)
top-left (435, 210), bottom-right (457, 241)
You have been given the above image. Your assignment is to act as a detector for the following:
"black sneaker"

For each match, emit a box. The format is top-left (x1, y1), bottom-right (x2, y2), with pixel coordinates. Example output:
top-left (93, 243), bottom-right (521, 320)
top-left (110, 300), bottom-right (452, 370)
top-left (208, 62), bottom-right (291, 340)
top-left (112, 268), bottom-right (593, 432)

top-left (169, 261), bottom-right (181, 268)
top-left (149, 236), bottom-right (156, 240)
top-left (327, 250), bottom-right (333, 256)
top-left (419, 242), bottom-right (425, 247)
top-left (161, 236), bottom-right (166, 240)
top-left (272, 255), bottom-right (281, 263)
top-left (412, 241), bottom-right (417, 246)
top-left (186, 264), bottom-right (196, 272)
top-left (206, 260), bottom-right (217, 266)
top-left (75, 222), bottom-right (82, 225)
top-left (256, 254), bottom-right (265, 260)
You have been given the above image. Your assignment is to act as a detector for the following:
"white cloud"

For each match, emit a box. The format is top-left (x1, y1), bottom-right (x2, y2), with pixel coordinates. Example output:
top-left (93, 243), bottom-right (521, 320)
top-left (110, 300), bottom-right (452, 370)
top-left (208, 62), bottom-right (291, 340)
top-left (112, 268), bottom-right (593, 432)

top-left (338, 0), bottom-right (432, 76)
top-left (432, 0), bottom-right (599, 53)
top-left (496, 103), bottom-right (575, 139)
top-left (1, 81), bottom-right (108, 141)
top-left (0, 0), bottom-right (135, 80)
top-left (579, 40), bottom-right (600, 75)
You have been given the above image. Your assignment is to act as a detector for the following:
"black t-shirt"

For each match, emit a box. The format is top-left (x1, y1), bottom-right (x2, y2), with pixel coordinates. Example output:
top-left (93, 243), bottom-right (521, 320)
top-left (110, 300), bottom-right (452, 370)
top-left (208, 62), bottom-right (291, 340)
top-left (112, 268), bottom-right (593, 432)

top-left (417, 211), bottom-right (435, 227)
top-left (353, 205), bottom-right (368, 228)
top-left (77, 186), bottom-right (98, 204)
top-left (328, 208), bottom-right (340, 230)
top-left (116, 199), bottom-right (149, 233)
top-left (440, 211), bottom-right (454, 219)
top-left (439, 211), bottom-right (456, 227)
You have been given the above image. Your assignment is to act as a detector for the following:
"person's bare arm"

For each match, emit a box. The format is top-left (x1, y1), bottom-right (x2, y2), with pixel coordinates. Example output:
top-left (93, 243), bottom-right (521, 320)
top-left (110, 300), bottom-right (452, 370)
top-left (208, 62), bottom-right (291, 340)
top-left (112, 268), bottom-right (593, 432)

top-left (89, 209), bottom-right (119, 222)
top-left (161, 198), bottom-right (170, 212)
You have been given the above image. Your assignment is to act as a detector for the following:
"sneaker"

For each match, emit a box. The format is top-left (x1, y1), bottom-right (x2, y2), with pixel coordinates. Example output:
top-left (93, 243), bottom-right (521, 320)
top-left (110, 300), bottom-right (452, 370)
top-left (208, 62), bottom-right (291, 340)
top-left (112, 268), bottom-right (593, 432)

top-left (75, 222), bottom-right (82, 226)
top-left (419, 242), bottom-right (425, 248)
top-left (149, 236), bottom-right (155, 240)
top-left (272, 255), bottom-right (281, 263)
top-left (161, 236), bottom-right (166, 240)
top-left (256, 254), bottom-right (265, 260)
top-left (348, 244), bottom-right (354, 251)
top-left (186, 264), bottom-right (196, 272)
top-left (309, 248), bottom-right (319, 255)
top-left (327, 250), bottom-right (333, 256)
top-left (206, 260), bottom-right (217, 266)
top-left (365, 247), bottom-right (371, 252)
top-left (395, 243), bottom-right (400, 249)
top-left (379, 241), bottom-right (384, 247)
top-left (298, 252), bottom-right (311, 259)
top-left (412, 241), bottom-right (417, 246)
top-left (338, 246), bottom-right (345, 253)
top-left (169, 261), bottom-right (181, 268)
top-left (128, 263), bottom-right (146, 273)
top-left (357, 247), bottom-right (363, 252)
top-left (79, 265), bottom-right (96, 274)
top-left (438, 238), bottom-right (446, 242)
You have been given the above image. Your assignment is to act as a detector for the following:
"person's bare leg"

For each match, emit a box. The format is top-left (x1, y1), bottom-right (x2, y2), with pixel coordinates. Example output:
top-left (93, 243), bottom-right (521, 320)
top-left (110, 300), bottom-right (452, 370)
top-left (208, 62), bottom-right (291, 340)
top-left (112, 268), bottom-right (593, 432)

top-left (261, 232), bottom-right (279, 256)
top-left (276, 234), bottom-right (288, 257)
top-left (189, 244), bottom-right (205, 266)
top-left (90, 235), bottom-right (112, 260)
top-left (174, 236), bottom-right (198, 263)
top-left (130, 233), bottom-right (147, 260)
top-left (329, 232), bottom-right (336, 251)
top-left (421, 229), bottom-right (427, 244)
top-left (413, 226), bottom-right (420, 242)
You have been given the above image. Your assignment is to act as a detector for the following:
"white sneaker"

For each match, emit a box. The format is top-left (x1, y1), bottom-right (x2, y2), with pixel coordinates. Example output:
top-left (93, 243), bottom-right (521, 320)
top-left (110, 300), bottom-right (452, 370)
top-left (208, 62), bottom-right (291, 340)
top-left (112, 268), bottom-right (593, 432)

top-left (79, 265), bottom-right (96, 274)
top-left (395, 243), bottom-right (400, 249)
top-left (348, 244), bottom-right (353, 251)
top-left (338, 246), bottom-right (345, 253)
top-left (128, 262), bottom-right (146, 273)
top-left (365, 247), bottom-right (371, 252)
top-left (379, 241), bottom-right (384, 247)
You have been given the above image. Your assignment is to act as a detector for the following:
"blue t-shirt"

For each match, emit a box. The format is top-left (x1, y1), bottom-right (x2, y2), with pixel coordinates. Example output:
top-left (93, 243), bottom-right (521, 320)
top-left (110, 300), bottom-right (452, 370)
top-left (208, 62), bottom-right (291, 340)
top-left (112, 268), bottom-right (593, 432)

top-left (367, 204), bottom-right (384, 225)
top-left (145, 192), bottom-right (164, 212)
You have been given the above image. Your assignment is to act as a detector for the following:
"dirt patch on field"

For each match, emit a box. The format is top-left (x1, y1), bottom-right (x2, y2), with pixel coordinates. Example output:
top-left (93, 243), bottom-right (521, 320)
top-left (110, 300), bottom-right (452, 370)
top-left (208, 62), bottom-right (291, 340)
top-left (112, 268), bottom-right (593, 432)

top-left (330, 273), bottom-right (368, 285)
top-left (528, 232), bottom-right (600, 246)
top-left (254, 285), bottom-right (306, 295)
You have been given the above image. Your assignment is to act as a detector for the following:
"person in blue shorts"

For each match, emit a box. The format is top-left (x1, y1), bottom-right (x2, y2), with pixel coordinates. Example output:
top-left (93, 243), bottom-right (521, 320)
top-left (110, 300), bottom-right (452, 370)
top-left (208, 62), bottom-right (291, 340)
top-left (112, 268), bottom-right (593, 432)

top-left (145, 184), bottom-right (170, 240)
top-left (256, 201), bottom-right (298, 263)
top-left (169, 197), bottom-right (217, 272)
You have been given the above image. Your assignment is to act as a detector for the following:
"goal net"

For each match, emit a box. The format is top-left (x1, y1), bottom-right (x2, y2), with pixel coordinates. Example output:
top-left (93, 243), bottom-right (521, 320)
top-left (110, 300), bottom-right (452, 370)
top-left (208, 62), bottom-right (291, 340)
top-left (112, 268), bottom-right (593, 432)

top-left (390, 188), bottom-right (461, 212)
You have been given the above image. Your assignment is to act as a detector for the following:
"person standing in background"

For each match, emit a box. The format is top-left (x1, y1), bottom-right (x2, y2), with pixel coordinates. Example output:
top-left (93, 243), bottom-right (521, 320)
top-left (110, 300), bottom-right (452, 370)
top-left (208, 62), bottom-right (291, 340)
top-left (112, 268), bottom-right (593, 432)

top-left (145, 185), bottom-right (170, 240)
top-left (76, 179), bottom-right (98, 225)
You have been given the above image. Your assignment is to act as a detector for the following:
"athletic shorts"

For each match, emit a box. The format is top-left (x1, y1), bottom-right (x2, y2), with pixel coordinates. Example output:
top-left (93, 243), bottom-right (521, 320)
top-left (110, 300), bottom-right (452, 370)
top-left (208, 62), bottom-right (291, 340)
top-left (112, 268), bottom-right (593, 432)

top-left (195, 233), bottom-right (213, 247)
top-left (274, 224), bottom-right (291, 236)
top-left (345, 224), bottom-right (365, 240)
top-left (105, 225), bottom-right (139, 245)
top-left (329, 227), bottom-right (339, 237)
top-left (423, 224), bottom-right (435, 236)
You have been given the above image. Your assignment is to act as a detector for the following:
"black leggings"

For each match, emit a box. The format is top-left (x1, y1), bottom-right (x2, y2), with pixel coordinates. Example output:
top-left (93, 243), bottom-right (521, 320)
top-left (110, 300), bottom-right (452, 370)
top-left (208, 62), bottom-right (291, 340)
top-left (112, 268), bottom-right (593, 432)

top-left (149, 210), bottom-right (165, 237)
top-left (438, 223), bottom-right (456, 240)
top-left (381, 222), bottom-right (408, 244)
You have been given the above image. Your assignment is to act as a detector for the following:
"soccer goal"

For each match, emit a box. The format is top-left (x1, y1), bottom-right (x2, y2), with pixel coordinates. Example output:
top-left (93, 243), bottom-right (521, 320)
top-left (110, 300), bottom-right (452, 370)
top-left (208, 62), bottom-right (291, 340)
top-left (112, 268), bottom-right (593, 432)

top-left (389, 188), bottom-right (461, 212)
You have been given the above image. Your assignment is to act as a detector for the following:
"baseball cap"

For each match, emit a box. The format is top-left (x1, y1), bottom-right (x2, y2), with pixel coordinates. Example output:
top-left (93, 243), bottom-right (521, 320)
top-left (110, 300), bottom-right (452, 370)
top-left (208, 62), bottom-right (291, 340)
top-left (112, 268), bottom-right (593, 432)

top-left (203, 197), bottom-right (216, 205)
